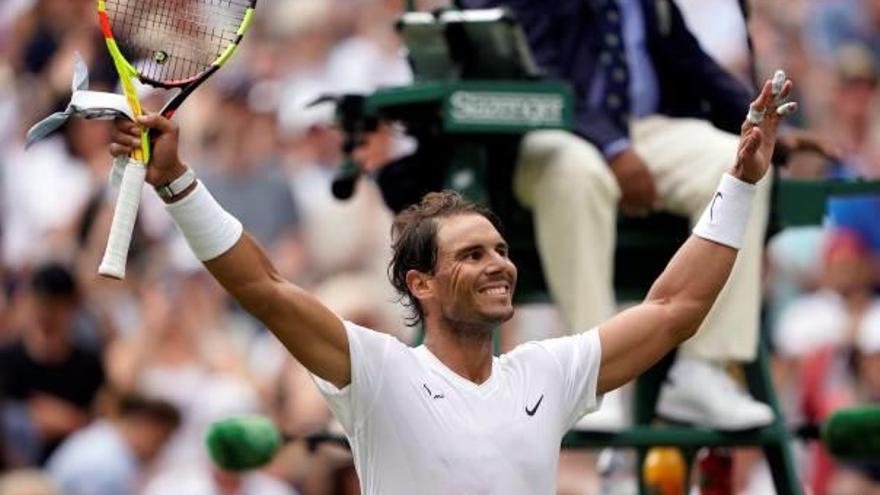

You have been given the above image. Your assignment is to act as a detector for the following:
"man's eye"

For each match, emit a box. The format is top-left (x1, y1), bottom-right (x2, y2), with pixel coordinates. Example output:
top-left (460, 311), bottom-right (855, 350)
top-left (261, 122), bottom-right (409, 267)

top-left (469, 251), bottom-right (482, 260)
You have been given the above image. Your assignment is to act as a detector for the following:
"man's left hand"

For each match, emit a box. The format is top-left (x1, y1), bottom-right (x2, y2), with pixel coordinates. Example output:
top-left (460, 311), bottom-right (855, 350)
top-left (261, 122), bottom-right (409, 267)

top-left (731, 70), bottom-right (798, 184)
top-left (777, 128), bottom-right (842, 162)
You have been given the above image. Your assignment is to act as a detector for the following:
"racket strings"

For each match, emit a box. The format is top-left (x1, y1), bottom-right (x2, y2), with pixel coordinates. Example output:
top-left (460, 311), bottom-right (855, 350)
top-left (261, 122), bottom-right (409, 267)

top-left (105, 0), bottom-right (249, 84)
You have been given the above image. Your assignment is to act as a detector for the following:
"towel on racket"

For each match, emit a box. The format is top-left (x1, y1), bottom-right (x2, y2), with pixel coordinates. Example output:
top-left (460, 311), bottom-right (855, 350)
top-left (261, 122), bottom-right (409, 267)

top-left (25, 52), bottom-right (134, 148)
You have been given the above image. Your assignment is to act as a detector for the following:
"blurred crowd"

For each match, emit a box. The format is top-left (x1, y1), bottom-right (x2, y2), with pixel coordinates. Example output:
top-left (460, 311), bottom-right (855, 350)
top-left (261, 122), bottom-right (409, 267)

top-left (0, 0), bottom-right (878, 494)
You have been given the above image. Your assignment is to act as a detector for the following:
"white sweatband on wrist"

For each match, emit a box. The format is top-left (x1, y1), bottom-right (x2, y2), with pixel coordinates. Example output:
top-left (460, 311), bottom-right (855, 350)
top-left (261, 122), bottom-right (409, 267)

top-left (165, 181), bottom-right (243, 261)
top-left (692, 173), bottom-right (756, 250)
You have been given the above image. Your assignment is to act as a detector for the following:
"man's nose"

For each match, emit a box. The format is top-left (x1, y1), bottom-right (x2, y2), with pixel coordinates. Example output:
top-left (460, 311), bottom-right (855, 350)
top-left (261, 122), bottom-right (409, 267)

top-left (485, 251), bottom-right (512, 273)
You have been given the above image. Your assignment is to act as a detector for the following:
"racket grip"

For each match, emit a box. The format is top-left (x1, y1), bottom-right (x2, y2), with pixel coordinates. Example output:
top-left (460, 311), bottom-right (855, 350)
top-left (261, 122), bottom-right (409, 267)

top-left (99, 159), bottom-right (147, 279)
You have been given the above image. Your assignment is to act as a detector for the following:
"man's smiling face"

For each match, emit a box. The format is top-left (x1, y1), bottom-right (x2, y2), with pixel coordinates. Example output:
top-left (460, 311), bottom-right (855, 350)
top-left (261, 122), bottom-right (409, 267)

top-left (427, 213), bottom-right (518, 329)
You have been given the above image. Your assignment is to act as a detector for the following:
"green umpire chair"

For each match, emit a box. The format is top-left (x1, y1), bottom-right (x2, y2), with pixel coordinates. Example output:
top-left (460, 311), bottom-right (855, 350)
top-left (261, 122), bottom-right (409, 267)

top-left (330, 7), bottom-right (880, 494)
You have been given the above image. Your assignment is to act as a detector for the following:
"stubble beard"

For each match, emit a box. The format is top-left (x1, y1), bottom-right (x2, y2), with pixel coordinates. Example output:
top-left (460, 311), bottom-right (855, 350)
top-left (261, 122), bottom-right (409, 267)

top-left (439, 300), bottom-right (514, 336)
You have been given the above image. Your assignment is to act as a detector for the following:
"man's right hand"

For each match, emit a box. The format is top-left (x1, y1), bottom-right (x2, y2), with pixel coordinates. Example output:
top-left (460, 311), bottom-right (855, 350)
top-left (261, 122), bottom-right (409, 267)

top-left (109, 114), bottom-right (188, 188)
top-left (609, 149), bottom-right (659, 215)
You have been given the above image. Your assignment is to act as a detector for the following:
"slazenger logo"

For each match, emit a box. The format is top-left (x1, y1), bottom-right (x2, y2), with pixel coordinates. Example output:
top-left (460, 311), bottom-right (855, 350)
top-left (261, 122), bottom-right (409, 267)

top-left (449, 91), bottom-right (564, 126)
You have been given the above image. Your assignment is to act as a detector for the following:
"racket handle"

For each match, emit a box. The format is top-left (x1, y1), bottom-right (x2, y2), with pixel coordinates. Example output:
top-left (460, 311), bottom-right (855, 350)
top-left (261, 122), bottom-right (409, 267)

top-left (99, 159), bottom-right (147, 279)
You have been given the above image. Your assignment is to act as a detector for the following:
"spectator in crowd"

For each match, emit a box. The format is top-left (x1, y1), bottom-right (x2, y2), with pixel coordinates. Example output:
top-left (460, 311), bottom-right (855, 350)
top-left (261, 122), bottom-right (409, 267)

top-left (104, 269), bottom-right (263, 473)
top-left (820, 43), bottom-right (880, 179)
top-left (771, 228), bottom-right (877, 495)
top-left (276, 0), bottom-right (410, 291)
top-left (774, 229), bottom-right (875, 359)
top-left (0, 263), bottom-right (104, 466)
top-left (2, 118), bottom-right (108, 272)
top-left (197, 88), bottom-right (306, 283)
top-left (46, 394), bottom-right (180, 495)
top-left (277, 86), bottom-right (397, 291)
top-left (806, 0), bottom-right (880, 66)
top-left (811, 287), bottom-right (880, 495)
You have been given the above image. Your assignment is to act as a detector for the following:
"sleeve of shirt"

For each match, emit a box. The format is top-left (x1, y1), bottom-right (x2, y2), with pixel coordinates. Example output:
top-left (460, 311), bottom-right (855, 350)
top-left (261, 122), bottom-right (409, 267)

top-left (48, 448), bottom-right (133, 495)
top-left (572, 103), bottom-right (630, 158)
top-left (535, 329), bottom-right (604, 430)
top-left (60, 473), bottom-right (131, 495)
top-left (310, 321), bottom-right (395, 434)
top-left (601, 138), bottom-right (631, 161)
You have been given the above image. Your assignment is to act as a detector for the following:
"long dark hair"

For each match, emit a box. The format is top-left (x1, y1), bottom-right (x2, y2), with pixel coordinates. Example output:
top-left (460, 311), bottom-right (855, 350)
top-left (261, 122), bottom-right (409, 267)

top-left (389, 191), bottom-right (503, 327)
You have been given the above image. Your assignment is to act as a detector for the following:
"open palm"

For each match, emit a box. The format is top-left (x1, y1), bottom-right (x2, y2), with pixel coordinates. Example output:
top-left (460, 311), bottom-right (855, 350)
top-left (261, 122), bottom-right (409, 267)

top-left (732, 72), bottom-right (797, 184)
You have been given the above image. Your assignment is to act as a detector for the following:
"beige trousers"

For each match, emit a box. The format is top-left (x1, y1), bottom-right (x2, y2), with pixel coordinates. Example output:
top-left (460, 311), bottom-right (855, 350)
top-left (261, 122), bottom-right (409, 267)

top-left (513, 116), bottom-right (772, 362)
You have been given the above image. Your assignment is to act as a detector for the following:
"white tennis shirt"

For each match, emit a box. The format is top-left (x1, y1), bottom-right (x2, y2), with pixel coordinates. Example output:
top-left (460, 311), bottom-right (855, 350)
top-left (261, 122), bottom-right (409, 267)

top-left (313, 321), bottom-right (603, 494)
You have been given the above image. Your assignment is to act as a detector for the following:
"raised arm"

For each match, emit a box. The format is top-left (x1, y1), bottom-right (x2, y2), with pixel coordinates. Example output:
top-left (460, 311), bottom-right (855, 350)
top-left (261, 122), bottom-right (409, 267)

top-left (596, 73), bottom-right (797, 394)
top-left (110, 115), bottom-right (351, 388)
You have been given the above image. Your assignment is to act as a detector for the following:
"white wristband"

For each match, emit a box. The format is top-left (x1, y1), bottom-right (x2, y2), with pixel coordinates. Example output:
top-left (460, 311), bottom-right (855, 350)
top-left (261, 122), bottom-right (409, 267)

top-left (692, 173), bottom-right (756, 249)
top-left (165, 181), bottom-right (243, 261)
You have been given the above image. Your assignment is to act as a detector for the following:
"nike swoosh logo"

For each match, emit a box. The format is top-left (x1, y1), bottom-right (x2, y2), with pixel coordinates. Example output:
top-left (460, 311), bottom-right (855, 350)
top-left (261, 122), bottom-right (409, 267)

top-left (710, 191), bottom-right (723, 222)
top-left (525, 394), bottom-right (544, 416)
top-left (423, 383), bottom-right (444, 400)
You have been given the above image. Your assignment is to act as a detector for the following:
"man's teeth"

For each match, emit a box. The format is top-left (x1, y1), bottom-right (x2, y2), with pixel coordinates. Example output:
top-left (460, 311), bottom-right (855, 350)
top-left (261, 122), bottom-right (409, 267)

top-left (484, 287), bottom-right (507, 295)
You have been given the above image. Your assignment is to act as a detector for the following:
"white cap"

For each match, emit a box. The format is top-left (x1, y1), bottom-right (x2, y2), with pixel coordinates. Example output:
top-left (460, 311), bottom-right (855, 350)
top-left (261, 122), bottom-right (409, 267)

top-left (856, 300), bottom-right (880, 354)
top-left (774, 290), bottom-right (848, 357)
top-left (277, 78), bottom-right (335, 138)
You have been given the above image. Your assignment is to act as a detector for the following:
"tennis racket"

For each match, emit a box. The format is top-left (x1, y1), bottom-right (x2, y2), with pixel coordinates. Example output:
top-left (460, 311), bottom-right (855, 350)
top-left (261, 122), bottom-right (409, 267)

top-left (97, 0), bottom-right (256, 279)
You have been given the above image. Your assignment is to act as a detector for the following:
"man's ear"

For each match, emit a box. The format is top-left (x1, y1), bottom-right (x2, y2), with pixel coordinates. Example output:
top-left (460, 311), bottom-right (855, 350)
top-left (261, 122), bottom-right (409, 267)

top-left (406, 269), bottom-right (433, 303)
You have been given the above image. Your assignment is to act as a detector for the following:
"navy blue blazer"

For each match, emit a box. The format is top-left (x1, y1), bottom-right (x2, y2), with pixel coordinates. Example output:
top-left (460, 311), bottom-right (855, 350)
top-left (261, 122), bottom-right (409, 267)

top-left (457, 0), bottom-right (754, 153)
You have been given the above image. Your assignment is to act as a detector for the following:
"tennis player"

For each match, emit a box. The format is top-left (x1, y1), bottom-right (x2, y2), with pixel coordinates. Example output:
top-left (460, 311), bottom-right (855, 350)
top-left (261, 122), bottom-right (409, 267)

top-left (109, 74), bottom-right (795, 493)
